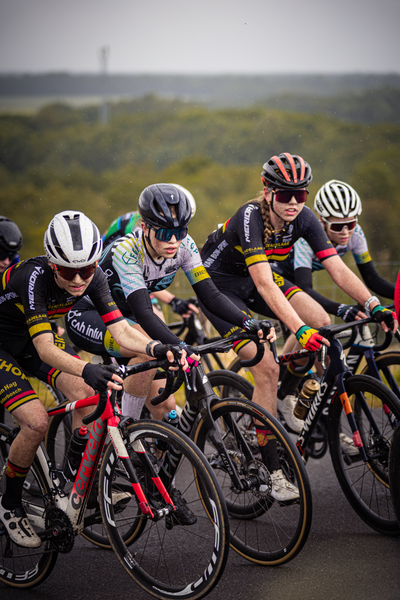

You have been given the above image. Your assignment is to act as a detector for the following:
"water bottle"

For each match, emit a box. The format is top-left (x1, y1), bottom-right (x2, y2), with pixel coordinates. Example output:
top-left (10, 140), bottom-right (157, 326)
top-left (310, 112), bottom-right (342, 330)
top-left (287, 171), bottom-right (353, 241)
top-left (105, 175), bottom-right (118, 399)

top-left (156, 410), bottom-right (180, 451)
top-left (63, 426), bottom-right (90, 482)
top-left (294, 379), bottom-right (320, 420)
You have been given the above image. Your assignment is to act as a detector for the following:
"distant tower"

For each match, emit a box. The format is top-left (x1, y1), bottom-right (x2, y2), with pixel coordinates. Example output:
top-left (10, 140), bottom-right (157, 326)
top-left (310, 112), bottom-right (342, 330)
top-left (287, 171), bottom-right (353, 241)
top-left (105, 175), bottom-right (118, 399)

top-left (99, 45), bottom-right (110, 124)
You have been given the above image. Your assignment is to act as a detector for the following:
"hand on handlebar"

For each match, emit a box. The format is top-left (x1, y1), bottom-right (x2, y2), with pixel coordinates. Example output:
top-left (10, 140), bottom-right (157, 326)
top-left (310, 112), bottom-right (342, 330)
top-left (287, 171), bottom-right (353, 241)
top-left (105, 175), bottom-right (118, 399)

top-left (242, 317), bottom-right (276, 343)
top-left (295, 325), bottom-right (330, 351)
top-left (82, 362), bottom-right (123, 392)
top-left (371, 304), bottom-right (398, 333)
top-left (337, 304), bottom-right (367, 322)
top-left (170, 296), bottom-right (199, 318)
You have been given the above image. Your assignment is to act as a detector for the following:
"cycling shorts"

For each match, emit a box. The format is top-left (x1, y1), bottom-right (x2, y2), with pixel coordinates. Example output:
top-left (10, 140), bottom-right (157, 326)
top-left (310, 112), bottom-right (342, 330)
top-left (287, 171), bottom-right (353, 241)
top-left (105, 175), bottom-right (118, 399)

top-left (0, 335), bottom-right (78, 413)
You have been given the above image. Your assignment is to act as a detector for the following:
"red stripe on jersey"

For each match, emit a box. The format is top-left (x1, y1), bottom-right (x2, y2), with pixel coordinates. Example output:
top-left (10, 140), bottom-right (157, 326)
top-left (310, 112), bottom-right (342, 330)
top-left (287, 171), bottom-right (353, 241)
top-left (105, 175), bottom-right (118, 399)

top-left (101, 309), bottom-right (123, 324)
top-left (315, 247), bottom-right (337, 261)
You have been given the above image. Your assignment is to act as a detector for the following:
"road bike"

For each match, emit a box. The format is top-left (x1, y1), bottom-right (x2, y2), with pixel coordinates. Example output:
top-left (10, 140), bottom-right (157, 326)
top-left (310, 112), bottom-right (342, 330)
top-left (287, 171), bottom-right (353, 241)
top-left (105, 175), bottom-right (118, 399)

top-left (46, 325), bottom-right (313, 566)
top-left (0, 359), bottom-right (230, 599)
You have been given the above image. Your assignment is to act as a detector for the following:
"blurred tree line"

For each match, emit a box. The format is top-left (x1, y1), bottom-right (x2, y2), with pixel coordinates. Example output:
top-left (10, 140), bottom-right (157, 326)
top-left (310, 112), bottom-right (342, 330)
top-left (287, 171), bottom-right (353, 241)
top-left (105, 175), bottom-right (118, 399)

top-left (0, 95), bottom-right (399, 288)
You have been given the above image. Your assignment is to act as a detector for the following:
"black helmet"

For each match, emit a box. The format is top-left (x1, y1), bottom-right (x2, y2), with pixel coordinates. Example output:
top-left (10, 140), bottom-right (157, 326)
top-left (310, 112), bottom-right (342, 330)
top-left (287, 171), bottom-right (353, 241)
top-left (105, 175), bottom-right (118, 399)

top-left (261, 153), bottom-right (313, 189)
top-left (138, 184), bottom-right (192, 229)
top-left (0, 216), bottom-right (23, 254)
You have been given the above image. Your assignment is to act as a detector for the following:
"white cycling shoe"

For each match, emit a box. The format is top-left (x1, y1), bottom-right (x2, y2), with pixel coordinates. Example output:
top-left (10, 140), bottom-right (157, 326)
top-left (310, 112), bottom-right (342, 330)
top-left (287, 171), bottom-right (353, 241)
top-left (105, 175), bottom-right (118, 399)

top-left (0, 499), bottom-right (41, 548)
top-left (279, 395), bottom-right (305, 434)
top-left (339, 432), bottom-right (359, 456)
top-left (270, 469), bottom-right (300, 502)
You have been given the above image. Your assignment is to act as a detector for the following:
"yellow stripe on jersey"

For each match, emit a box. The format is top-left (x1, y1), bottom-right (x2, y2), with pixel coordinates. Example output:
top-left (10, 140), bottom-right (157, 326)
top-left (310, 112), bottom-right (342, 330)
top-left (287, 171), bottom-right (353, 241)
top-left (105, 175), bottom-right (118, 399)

top-left (186, 265), bottom-right (210, 286)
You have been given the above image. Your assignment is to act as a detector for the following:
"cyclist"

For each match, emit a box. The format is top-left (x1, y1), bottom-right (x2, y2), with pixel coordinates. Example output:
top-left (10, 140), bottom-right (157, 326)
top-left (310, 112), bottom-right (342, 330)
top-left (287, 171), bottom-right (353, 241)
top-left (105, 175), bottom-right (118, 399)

top-left (65, 184), bottom-right (302, 502)
top-left (199, 153), bottom-right (398, 434)
top-left (0, 216), bottom-right (22, 273)
top-left (0, 210), bottom-right (187, 548)
top-left (272, 179), bottom-right (394, 326)
top-left (102, 184), bottom-right (198, 319)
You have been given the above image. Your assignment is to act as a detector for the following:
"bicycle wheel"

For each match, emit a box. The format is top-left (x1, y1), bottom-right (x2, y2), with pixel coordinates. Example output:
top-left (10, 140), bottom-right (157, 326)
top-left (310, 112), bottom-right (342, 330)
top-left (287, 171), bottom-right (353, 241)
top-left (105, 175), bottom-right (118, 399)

top-left (0, 424), bottom-right (58, 588)
top-left (361, 351), bottom-right (400, 400)
top-left (389, 422), bottom-right (400, 527)
top-left (207, 369), bottom-right (254, 401)
top-left (99, 419), bottom-right (230, 600)
top-left (227, 355), bottom-right (255, 388)
top-left (329, 374), bottom-right (400, 535)
top-left (192, 397), bottom-right (312, 565)
top-left (45, 408), bottom-right (111, 548)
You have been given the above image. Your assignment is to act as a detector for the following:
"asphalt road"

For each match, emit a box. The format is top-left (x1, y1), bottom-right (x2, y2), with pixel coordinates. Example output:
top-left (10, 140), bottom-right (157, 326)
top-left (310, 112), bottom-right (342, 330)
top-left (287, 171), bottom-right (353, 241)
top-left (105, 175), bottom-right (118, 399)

top-left (2, 448), bottom-right (399, 600)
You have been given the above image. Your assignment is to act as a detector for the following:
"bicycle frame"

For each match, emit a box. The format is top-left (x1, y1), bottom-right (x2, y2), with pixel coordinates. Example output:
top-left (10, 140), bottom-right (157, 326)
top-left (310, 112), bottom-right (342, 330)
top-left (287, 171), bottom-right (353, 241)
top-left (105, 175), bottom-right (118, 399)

top-left (27, 391), bottom-right (177, 540)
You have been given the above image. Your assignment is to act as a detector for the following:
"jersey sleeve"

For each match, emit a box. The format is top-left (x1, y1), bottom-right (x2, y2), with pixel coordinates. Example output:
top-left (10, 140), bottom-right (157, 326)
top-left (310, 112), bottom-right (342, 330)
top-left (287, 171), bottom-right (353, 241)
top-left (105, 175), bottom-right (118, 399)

top-left (301, 209), bottom-right (337, 263)
top-left (293, 238), bottom-right (314, 271)
top-left (87, 270), bottom-right (125, 327)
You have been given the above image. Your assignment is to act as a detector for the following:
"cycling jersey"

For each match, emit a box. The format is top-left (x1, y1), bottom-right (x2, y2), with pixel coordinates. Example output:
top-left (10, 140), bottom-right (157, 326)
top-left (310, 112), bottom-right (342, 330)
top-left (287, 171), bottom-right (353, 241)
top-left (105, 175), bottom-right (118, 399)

top-left (201, 203), bottom-right (336, 277)
top-left (199, 202), bottom-right (335, 343)
top-left (66, 229), bottom-right (253, 354)
top-left (0, 256), bottom-right (125, 412)
top-left (273, 224), bottom-right (394, 314)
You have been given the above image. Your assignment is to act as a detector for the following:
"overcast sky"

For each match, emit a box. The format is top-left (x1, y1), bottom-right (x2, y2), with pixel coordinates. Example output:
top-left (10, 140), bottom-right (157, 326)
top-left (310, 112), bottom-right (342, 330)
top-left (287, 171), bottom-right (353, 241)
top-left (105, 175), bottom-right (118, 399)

top-left (1, 0), bottom-right (400, 75)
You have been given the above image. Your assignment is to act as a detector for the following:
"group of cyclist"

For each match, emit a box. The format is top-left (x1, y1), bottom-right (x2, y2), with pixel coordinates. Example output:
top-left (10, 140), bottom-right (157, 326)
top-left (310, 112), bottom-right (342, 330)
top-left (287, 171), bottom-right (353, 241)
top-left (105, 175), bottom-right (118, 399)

top-left (0, 151), bottom-right (398, 548)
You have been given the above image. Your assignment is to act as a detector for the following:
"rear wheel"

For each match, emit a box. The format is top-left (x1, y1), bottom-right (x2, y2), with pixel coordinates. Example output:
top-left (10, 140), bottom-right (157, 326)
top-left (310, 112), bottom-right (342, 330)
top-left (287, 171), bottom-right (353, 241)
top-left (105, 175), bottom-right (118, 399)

top-left (193, 397), bottom-right (312, 565)
top-left (0, 424), bottom-right (58, 588)
top-left (329, 374), bottom-right (400, 535)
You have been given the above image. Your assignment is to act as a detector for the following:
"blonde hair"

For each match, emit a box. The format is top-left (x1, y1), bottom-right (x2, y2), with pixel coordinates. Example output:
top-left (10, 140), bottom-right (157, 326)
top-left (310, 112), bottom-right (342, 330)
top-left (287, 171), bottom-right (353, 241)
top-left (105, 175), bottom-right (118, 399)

top-left (245, 191), bottom-right (274, 244)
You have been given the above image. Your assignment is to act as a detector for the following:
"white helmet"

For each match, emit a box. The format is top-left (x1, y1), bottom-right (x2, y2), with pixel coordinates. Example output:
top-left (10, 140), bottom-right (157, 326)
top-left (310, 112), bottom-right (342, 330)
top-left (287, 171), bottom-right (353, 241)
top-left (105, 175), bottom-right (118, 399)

top-left (314, 180), bottom-right (362, 219)
top-left (168, 184), bottom-right (196, 218)
top-left (44, 211), bottom-right (103, 267)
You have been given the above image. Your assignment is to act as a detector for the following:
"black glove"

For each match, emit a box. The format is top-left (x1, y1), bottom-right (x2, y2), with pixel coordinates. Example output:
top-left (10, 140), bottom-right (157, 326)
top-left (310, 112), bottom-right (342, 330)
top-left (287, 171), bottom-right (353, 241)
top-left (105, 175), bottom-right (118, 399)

top-left (242, 316), bottom-right (273, 336)
top-left (82, 363), bottom-right (118, 392)
top-left (170, 296), bottom-right (192, 316)
top-left (371, 305), bottom-right (396, 329)
top-left (153, 342), bottom-right (196, 361)
top-left (337, 304), bottom-right (360, 323)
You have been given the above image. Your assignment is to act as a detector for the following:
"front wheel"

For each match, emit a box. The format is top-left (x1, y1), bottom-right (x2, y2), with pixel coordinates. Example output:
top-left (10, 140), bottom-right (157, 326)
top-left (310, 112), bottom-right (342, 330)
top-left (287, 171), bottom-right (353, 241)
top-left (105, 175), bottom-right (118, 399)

top-left (0, 424), bottom-right (58, 588)
top-left (192, 398), bottom-right (312, 565)
top-left (329, 374), bottom-right (400, 535)
top-left (99, 419), bottom-right (230, 600)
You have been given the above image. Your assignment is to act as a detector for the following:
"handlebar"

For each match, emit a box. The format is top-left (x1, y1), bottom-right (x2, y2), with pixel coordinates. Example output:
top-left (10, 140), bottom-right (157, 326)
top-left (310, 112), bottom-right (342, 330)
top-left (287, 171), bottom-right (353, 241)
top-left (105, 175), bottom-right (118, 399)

top-left (82, 389), bottom-right (109, 425)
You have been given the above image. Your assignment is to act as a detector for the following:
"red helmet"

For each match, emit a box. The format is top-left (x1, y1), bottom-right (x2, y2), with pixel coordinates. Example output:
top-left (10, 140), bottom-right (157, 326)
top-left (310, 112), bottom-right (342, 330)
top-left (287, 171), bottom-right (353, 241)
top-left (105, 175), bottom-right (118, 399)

top-left (261, 153), bottom-right (312, 189)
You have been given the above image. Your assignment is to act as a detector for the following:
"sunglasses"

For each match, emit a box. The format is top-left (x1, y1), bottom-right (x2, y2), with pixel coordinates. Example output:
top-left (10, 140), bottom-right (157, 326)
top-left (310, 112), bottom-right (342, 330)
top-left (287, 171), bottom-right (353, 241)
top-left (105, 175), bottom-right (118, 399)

top-left (272, 189), bottom-right (309, 204)
top-left (323, 218), bottom-right (357, 233)
top-left (0, 250), bottom-right (17, 261)
top-left (148, 225), bottom-right (188, 242)
top-left (53, 262), bottom-right (98, 281)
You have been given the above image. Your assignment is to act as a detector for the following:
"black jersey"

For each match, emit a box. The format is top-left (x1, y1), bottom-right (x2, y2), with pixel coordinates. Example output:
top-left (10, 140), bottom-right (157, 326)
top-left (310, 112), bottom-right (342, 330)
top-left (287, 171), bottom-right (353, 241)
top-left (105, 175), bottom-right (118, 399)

top-left (201, 203), bottom-right (337, 277)
top-left (0, 256), bottom-right (124, 357)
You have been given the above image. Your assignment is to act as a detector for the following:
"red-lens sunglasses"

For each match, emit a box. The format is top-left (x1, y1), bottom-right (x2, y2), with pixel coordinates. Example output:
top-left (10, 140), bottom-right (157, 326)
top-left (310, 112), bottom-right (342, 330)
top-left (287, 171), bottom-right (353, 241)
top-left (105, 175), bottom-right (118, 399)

top-left (53, 261), bottom-right (98, 281)
top-left (272, 189), bottom-right (309, 204)
top-left (323, 218), bottom-right (357, 233)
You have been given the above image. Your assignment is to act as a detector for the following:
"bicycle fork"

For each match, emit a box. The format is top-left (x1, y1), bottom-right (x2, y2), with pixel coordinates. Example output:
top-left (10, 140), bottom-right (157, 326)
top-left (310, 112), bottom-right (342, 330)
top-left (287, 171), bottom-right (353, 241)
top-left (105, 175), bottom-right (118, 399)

top-left (107, 418), bottom-right (176, 520)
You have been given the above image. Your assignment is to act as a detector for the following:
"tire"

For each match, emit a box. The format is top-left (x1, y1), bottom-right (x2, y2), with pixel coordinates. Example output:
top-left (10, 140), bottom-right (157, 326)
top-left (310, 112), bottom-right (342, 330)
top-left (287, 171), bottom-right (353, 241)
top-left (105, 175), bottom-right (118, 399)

top-left (328, 374), bottom-right (400, 535)
top-left (389, 423), bottom-right (400, 527)
top-left (0, 424), bottom-right (58, 588)
top-left (361, 351), bottom-right (400, 400)
top-left (192, 397), bottom-right (312, 565)
top-left (207, 369), bottom-right (254, 401)
top-left (99, 419), bottom-right (230, 600)
top-left (227, 355), bottom-right (255, 389)
top-left (45, 407), bottom-right (111, 548)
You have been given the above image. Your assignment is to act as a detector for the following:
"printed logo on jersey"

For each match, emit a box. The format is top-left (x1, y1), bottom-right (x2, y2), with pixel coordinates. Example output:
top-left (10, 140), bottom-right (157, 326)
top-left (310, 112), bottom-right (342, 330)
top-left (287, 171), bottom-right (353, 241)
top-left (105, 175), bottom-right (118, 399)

top-left (28, 266), bottom-right (44, 310)
top-left (243, 205), bottom-right (256, 243)
top-left (186, 265), bottom-right (210, 286)
top-left (203, 240), bottom-right (228, 269)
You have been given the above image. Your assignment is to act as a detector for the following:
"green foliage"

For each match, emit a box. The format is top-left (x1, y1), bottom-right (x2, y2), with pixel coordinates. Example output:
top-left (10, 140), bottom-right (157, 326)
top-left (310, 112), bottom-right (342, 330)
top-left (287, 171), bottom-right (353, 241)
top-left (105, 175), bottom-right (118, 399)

top-left (1, 95), bottom-right (400, 273)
